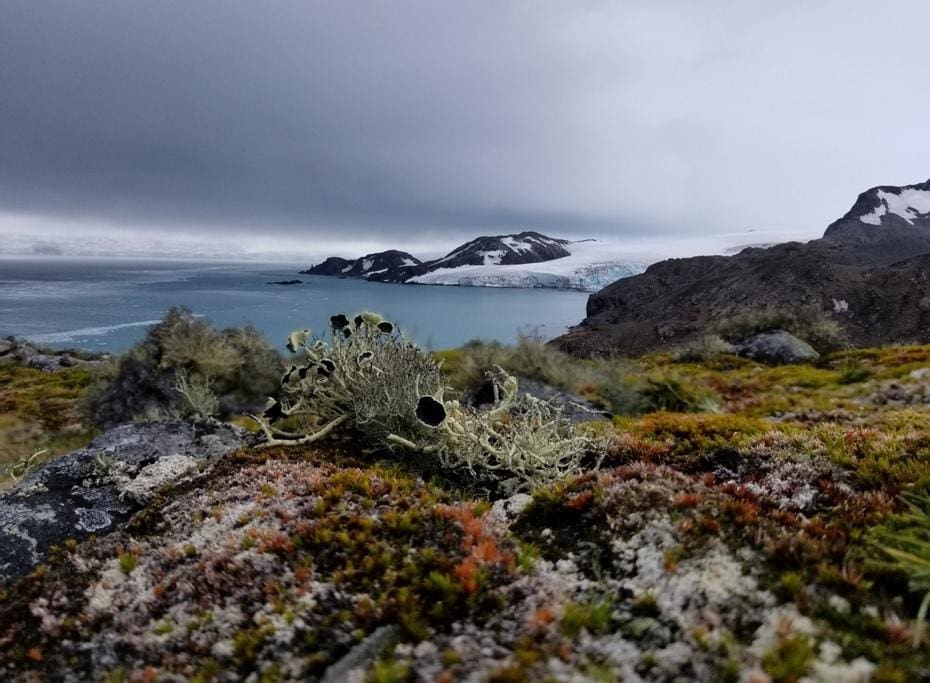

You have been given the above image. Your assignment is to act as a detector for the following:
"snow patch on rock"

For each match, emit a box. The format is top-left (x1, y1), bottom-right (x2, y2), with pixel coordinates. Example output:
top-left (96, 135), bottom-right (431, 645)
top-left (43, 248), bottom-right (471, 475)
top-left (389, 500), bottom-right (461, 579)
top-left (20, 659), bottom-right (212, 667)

top-left (860, 188), bottom-right (930, 225)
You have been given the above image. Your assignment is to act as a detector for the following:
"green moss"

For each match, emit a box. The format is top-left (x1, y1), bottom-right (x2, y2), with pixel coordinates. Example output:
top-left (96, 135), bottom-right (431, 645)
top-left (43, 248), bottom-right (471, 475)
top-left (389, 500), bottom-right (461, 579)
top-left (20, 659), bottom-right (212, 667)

top-left (117, 552), bottom-right (137, 574)
top-left (367, 657), bottom-right (412, 683)
top-left (775, 571), bottom-right (805, 601)
top-left (584, 662), bottom-right (619, 683)
top-left (761, 634), bottom-right (814, 683)
top-left (152, 620), bottom-right (174, 636)
top-left (559, 600), bottom-right (613, 638)
top-left (233, 625), bottom-right (274, 666)
top-left (516, 542), bottom-right (541, 573)
top-left (440, 648), bottom-right (462, 666)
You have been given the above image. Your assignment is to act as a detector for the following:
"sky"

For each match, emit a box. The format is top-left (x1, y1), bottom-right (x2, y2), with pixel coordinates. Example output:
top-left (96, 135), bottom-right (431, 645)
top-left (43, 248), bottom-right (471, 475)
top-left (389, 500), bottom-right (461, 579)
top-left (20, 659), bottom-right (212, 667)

top-left (1, 1), bottom-right (929, 260)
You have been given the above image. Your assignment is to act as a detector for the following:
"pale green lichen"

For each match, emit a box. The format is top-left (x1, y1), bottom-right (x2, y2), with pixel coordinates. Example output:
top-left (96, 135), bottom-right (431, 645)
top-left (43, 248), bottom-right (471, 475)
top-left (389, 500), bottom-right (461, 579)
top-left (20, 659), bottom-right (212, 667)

top-left (253, 314), bottom-right (590, 492)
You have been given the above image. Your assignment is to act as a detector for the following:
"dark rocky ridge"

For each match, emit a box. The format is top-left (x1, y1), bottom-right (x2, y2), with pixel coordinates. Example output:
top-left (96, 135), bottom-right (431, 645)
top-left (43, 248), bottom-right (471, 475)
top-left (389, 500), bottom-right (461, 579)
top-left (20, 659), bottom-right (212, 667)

top-left (304, 231), bottom-right (572, 283)
top-left (555, 179), bottom-right (930, 357)
top-left (303, 256), bottom-right (353, 275)
top-left (301, 250), bottom-right (421, 277)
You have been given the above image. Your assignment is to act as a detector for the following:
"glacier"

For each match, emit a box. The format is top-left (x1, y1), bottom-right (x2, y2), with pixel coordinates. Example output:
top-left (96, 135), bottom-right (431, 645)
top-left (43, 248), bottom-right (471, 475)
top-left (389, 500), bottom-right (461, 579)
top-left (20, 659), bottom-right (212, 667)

top-left (405, 240), bottom-right (649, 292)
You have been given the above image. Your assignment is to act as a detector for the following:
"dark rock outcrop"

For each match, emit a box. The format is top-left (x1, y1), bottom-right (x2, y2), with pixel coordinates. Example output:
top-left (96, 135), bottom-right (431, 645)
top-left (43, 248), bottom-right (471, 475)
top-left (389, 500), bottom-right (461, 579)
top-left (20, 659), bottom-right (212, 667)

top-left (302, 256), bottom-right (354, 275)
top-left (0, 421), bottom-right (245, 581)
top-left (555, 179), bottom-right (930, 357)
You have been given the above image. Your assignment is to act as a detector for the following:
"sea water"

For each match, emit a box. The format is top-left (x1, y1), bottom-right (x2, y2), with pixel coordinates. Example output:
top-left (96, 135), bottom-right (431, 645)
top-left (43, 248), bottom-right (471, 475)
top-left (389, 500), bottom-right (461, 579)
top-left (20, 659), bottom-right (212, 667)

top-left (0, 258), bottom-right (589, 353)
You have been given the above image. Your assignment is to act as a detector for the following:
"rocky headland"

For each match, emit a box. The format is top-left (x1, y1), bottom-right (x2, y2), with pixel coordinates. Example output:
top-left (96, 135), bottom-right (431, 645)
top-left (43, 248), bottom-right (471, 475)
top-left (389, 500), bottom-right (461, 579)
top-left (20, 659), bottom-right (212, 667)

top-left (555, 179), bottom-right (930, 356)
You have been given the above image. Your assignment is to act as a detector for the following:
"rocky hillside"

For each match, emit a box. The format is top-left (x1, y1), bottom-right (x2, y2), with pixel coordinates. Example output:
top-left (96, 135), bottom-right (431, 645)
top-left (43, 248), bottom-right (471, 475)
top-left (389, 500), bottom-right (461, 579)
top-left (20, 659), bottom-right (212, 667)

top-left (555, 179), bottom-right (930, 357)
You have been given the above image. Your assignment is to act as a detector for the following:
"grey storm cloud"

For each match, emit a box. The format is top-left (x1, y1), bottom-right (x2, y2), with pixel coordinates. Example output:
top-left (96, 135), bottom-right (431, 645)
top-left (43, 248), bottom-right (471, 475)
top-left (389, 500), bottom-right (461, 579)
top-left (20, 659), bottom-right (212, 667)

top-left (1, 0), bottom-right (930, 249)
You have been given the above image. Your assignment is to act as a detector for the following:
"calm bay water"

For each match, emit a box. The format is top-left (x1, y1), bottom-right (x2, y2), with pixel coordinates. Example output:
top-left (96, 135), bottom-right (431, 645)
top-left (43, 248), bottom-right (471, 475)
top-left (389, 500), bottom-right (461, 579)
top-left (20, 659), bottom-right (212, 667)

top-left (0, 258), bottom-right (589, 353)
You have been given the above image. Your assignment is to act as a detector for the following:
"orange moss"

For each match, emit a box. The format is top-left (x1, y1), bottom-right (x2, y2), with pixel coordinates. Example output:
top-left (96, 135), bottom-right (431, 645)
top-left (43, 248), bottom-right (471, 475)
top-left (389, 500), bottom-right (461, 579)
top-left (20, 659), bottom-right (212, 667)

top-left (436, 503), bottom-right (515, 593)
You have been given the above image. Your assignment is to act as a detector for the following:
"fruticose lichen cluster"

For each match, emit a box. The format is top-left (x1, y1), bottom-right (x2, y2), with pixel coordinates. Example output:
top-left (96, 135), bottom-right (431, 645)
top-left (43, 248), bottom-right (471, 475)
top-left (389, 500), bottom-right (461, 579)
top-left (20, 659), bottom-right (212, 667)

top-left (252, 313), bottom-right (590, 492)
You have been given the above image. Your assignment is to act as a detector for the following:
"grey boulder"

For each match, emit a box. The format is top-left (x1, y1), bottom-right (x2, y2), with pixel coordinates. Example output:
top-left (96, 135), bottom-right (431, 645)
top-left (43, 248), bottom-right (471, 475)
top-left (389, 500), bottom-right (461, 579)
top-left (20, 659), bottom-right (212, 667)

top-left (736, 330), bottom-right (820, 365)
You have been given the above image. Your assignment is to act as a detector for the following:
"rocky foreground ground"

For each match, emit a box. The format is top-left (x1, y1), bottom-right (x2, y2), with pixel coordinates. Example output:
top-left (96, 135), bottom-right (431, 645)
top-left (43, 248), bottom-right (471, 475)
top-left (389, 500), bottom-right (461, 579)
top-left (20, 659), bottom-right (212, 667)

top-left (3, 342), bottom-right (930, 681)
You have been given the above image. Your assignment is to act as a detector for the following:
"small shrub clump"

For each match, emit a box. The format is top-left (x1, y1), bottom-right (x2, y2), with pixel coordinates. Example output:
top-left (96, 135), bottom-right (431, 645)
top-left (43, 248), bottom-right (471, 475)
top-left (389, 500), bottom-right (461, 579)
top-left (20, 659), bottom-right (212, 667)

top-left (254, 313), bottom-right (591, 492)
top-left (89, 308), bottom-right (282, 427)
top-left (675, 334), bottom-right (736, 362)
top-left (441, 335), bottom-right (587, 397)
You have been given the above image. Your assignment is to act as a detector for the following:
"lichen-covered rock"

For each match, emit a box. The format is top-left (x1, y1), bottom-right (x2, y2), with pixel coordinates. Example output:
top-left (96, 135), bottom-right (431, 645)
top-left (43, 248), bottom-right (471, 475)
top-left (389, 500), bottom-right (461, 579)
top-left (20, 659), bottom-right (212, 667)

top-left (0, 451), bottom-right (519, 680)
top-left (0, 420), bottom-right (244, 580)
top-left (736, 330), bottom-right (820, 365)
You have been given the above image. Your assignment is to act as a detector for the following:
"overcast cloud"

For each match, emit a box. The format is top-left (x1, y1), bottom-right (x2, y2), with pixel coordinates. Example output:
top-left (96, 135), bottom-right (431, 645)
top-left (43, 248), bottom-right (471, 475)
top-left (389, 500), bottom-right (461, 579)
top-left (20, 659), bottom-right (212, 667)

top-left (1, 1), bottom-right (929, 258)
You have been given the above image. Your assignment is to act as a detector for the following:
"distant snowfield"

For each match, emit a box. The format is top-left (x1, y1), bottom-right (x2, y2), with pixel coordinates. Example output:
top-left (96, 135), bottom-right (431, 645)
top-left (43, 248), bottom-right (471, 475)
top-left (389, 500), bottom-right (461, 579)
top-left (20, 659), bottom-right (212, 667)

top-left (405, 229), bottom-right (818, 292)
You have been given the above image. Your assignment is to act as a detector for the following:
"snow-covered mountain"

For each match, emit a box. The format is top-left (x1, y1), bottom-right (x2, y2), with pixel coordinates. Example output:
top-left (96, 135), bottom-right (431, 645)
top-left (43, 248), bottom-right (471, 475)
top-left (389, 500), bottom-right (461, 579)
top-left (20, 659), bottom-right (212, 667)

top-left (301, 250), bottom-right (421, 277)
top-left (367, 231), bottom-right (573, 283)
top-left (425, 231), bottom-right (571, 268)
top-left (302, 231), bottom-right (648, 291)
top-left (406, 240), bottom-right (648, 291)
top-left (844, 179), bottom-right (930, 228)
top-left (820, 178), bottom-right (930, 265)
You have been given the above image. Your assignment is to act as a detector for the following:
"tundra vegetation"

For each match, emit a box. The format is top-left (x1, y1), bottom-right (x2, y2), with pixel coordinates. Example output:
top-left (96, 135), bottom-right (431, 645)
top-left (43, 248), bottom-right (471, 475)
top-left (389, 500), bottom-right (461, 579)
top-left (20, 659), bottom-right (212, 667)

top-left (3, 310), bottom-right (930, 680)
top-left (0, 361), bottom-right (98, 489)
